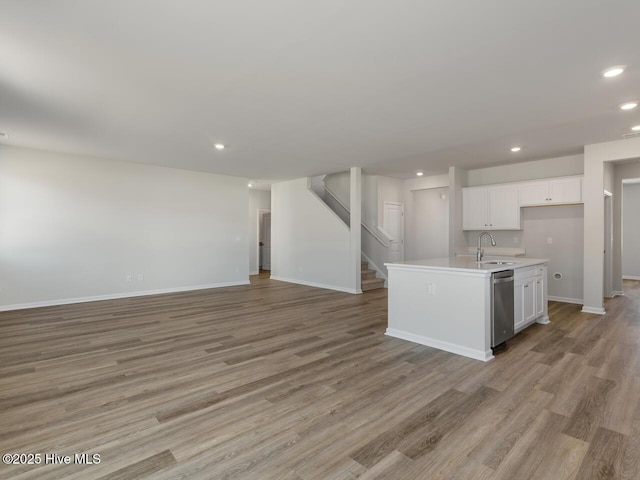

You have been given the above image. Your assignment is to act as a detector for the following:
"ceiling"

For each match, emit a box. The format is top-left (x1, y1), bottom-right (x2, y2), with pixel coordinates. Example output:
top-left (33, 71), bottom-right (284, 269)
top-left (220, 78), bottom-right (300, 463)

top-left (1, 0), bottom-right (639, 180)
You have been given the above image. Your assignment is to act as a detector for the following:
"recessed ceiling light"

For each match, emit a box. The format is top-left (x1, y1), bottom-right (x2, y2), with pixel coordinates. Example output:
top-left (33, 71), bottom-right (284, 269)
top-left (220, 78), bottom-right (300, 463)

top-left (248, 182), bottom-right (253, 187)
top-left (214, 143), bottom-right (225, 150)
top-left (620, 102), bottom-right (638, 110)
top-left (510, 146), bottom-right (522, 152)
top-left (602, 66), bottom-right (625, 78)
top-left (416, 171), bottom-right (424, 177)
top-left (631, 125), bottom-right (640, 131)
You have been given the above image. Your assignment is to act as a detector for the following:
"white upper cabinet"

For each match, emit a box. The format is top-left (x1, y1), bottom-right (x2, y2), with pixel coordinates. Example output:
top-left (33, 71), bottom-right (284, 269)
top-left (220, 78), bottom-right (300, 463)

top-left (518, 181), bottom-right (549, 206)
top-left (488, 185), bottom-right (520, 229)
top-left (462, 187), bottom-right (489, 230)
top-left (462, 184), bottom-right (520, 230)
top-left (519, 176), bottom-right (582, 206)
top-left (462, 175), bottom-right (582, 231)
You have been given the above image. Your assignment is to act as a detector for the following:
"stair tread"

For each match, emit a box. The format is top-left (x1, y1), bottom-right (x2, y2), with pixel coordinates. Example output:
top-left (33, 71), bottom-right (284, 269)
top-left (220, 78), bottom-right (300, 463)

top-left (361, 277), bottom-right (385, 291)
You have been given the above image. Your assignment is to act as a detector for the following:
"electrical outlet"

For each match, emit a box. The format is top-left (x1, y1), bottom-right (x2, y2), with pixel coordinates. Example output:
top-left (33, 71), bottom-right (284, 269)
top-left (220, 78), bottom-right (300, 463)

top-left (513, 236), bottom-right (519, 244)
top-left (137, 274), bottom-right (144, 281)
top-left (126, 274), bottom-right (132, 283)
top-left (547, 237), bottom-right (553, 244)
top-left (427, 282), bottom-right (436, 295)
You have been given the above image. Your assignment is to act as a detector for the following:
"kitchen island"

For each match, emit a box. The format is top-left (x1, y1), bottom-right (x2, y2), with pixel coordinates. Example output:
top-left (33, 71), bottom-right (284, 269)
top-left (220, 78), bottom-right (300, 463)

top-left (384, 257), bottom-right (549, 361)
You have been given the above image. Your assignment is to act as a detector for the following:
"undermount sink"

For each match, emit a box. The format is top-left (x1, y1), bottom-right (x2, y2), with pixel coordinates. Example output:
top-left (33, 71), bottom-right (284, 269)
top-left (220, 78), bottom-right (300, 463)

top-left (480, 260), bottom-right (518, 265)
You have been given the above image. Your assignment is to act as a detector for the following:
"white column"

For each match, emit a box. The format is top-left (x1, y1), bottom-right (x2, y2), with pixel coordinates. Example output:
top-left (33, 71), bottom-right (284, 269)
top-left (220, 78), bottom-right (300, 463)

top-left (582, 152), bottom-right (605, 314)
top-left (448, 166), bottom-right (468, 257)
top-left (350, 167), bottom-right (362, 293)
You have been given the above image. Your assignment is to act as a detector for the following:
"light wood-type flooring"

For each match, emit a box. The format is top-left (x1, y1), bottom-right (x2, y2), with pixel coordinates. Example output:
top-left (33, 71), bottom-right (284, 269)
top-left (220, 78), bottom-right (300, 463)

top-left (2, 273), bottom-right (640, 479)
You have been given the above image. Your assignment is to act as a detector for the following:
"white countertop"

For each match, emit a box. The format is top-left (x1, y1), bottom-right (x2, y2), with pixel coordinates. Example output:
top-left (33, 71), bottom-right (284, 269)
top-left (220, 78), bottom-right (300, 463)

top-left (385, 256), bottom-right (548, 274)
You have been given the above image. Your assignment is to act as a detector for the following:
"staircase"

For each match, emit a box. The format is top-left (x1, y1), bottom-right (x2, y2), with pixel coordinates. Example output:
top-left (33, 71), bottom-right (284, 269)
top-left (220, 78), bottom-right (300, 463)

top-left (361, 261), bottom-right (385, 292)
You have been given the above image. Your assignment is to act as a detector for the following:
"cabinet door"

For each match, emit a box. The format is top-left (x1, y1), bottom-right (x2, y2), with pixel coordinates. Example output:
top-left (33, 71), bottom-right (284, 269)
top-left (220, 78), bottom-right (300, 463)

top-left (462, 187), bottom-right (488, 230)
top-left (514, 282), bottom-right (525, 331)
top-left (488, 185), bottom-right (520, 230)
top-left (519, 181), bottom-right (549, 206)
top-left (523, 280), bottom-right (536, 323)
top-left (535, 276), bottom-right (544, 317)
top-left (549, 177), bottom-right (582, 204)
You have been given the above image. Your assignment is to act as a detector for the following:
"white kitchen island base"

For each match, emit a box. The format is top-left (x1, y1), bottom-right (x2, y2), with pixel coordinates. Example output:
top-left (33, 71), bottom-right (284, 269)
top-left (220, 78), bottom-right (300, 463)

top-left (386, 328), bottom-right (495, 362)
top-left (385, 257), bottom-right (549, 362)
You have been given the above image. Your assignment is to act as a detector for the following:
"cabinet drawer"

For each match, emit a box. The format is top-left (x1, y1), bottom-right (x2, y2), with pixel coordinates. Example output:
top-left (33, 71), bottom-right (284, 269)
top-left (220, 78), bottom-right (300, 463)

top-left (514, 266), bottom-right (535, 282)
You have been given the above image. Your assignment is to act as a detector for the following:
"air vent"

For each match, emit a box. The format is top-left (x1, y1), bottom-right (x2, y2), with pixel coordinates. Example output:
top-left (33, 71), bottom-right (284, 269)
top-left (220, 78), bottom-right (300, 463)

top-left (623, 132), bottom-right (640, 139)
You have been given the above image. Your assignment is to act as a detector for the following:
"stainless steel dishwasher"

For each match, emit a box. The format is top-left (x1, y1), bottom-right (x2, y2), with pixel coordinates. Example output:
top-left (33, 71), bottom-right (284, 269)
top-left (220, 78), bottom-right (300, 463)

top-left (491, 270), bottom-right (515, 348)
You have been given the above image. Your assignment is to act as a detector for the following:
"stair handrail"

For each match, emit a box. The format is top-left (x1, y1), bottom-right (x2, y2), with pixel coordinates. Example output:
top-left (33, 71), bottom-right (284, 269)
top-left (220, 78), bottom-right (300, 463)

top-left (323, 185), bottom-right (390, 248)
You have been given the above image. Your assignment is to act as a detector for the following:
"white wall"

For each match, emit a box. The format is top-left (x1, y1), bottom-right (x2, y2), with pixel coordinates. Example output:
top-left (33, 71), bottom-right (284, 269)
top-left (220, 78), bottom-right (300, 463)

top-left (467, 154), bottom-right (584, 186)
top-left (410, 187), bottom-right (449, 260)
top-left (377, 176), bottom-right (403, 228)
top-left (324, 171), bottom-right (351, 205)
top-left (623, 183), bottom-right (640, 279)
top-left (324, 171), bottom-right (405, 233)
top-left (0, 145), bottom-right (249, 310)
top-left (403, 173), bottom-right (449, 260)
top-left (521, 206), bottom-right (583, 302)
top-left (249, 189), bottom-right (271, 274)
top-left (448, 167), bottom-right (467, 255)
top-left (324, 171), bottom-right (380, 230)
top-left (270, 177), bottom-right (356, 293)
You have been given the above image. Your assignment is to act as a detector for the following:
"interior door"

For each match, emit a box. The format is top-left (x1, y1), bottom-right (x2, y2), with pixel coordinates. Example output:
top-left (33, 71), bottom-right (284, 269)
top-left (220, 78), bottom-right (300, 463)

top-left (261, 212), bottom-right (271, 271)
top-left (383, 202), bottom-right (404, 262)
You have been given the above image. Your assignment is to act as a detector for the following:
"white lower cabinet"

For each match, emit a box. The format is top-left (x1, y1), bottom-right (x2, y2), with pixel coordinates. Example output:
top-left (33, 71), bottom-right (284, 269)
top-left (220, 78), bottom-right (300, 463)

top-left (514, 264), bottom-right (548, 332)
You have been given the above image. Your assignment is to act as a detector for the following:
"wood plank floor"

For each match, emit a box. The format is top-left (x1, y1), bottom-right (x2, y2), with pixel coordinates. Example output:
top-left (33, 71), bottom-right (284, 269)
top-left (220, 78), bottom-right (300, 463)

top-left (1, 273), bottom-right (640, 479)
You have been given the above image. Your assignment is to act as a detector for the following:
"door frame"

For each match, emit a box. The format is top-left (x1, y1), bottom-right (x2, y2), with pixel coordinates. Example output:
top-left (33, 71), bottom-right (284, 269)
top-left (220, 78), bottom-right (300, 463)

top-left (604, 191), bottom-right (613, 297)
top-left (257, 209), bottom-right (271, 272)
top-left (383, 201), bottom-right (404, 262)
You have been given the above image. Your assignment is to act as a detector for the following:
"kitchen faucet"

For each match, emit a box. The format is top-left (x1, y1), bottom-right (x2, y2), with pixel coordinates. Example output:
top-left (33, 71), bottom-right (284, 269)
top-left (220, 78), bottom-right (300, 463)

top-left (477, 232), bottom-right (497, 262)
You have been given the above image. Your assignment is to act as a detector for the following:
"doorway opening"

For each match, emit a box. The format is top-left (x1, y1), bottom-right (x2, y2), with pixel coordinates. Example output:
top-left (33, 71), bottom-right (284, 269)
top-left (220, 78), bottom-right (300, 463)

top-left (258, 209), bottom-right (271, 272)
top-left (622, 179), bottom-right (640, 282)
top-left (604, 191), bottom-right (613, 298)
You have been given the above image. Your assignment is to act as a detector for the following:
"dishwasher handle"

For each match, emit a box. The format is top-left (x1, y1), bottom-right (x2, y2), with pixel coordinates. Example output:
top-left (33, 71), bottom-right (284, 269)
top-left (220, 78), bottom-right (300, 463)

top-left (493, 276), bottom-right (514, 284)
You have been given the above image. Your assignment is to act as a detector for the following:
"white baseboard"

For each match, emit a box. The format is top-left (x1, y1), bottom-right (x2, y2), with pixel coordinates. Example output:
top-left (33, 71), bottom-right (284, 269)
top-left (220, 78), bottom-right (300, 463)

top-left (623, 276), bottom-right (640, 281)
top-left (613, 290), bottom-right (625, 297)
top-left (0, 280), bottom-right (251, 312)
top-left (581, 306), bottom-right (606, 315)
top-left (385, 328), bottom-right (493, 362)
top-left (269, 276), bottom-right (361, 294)
top-left (548, 296), bottom-right (583, 305)
top-left (249, 270), bottom-right (259, 275)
